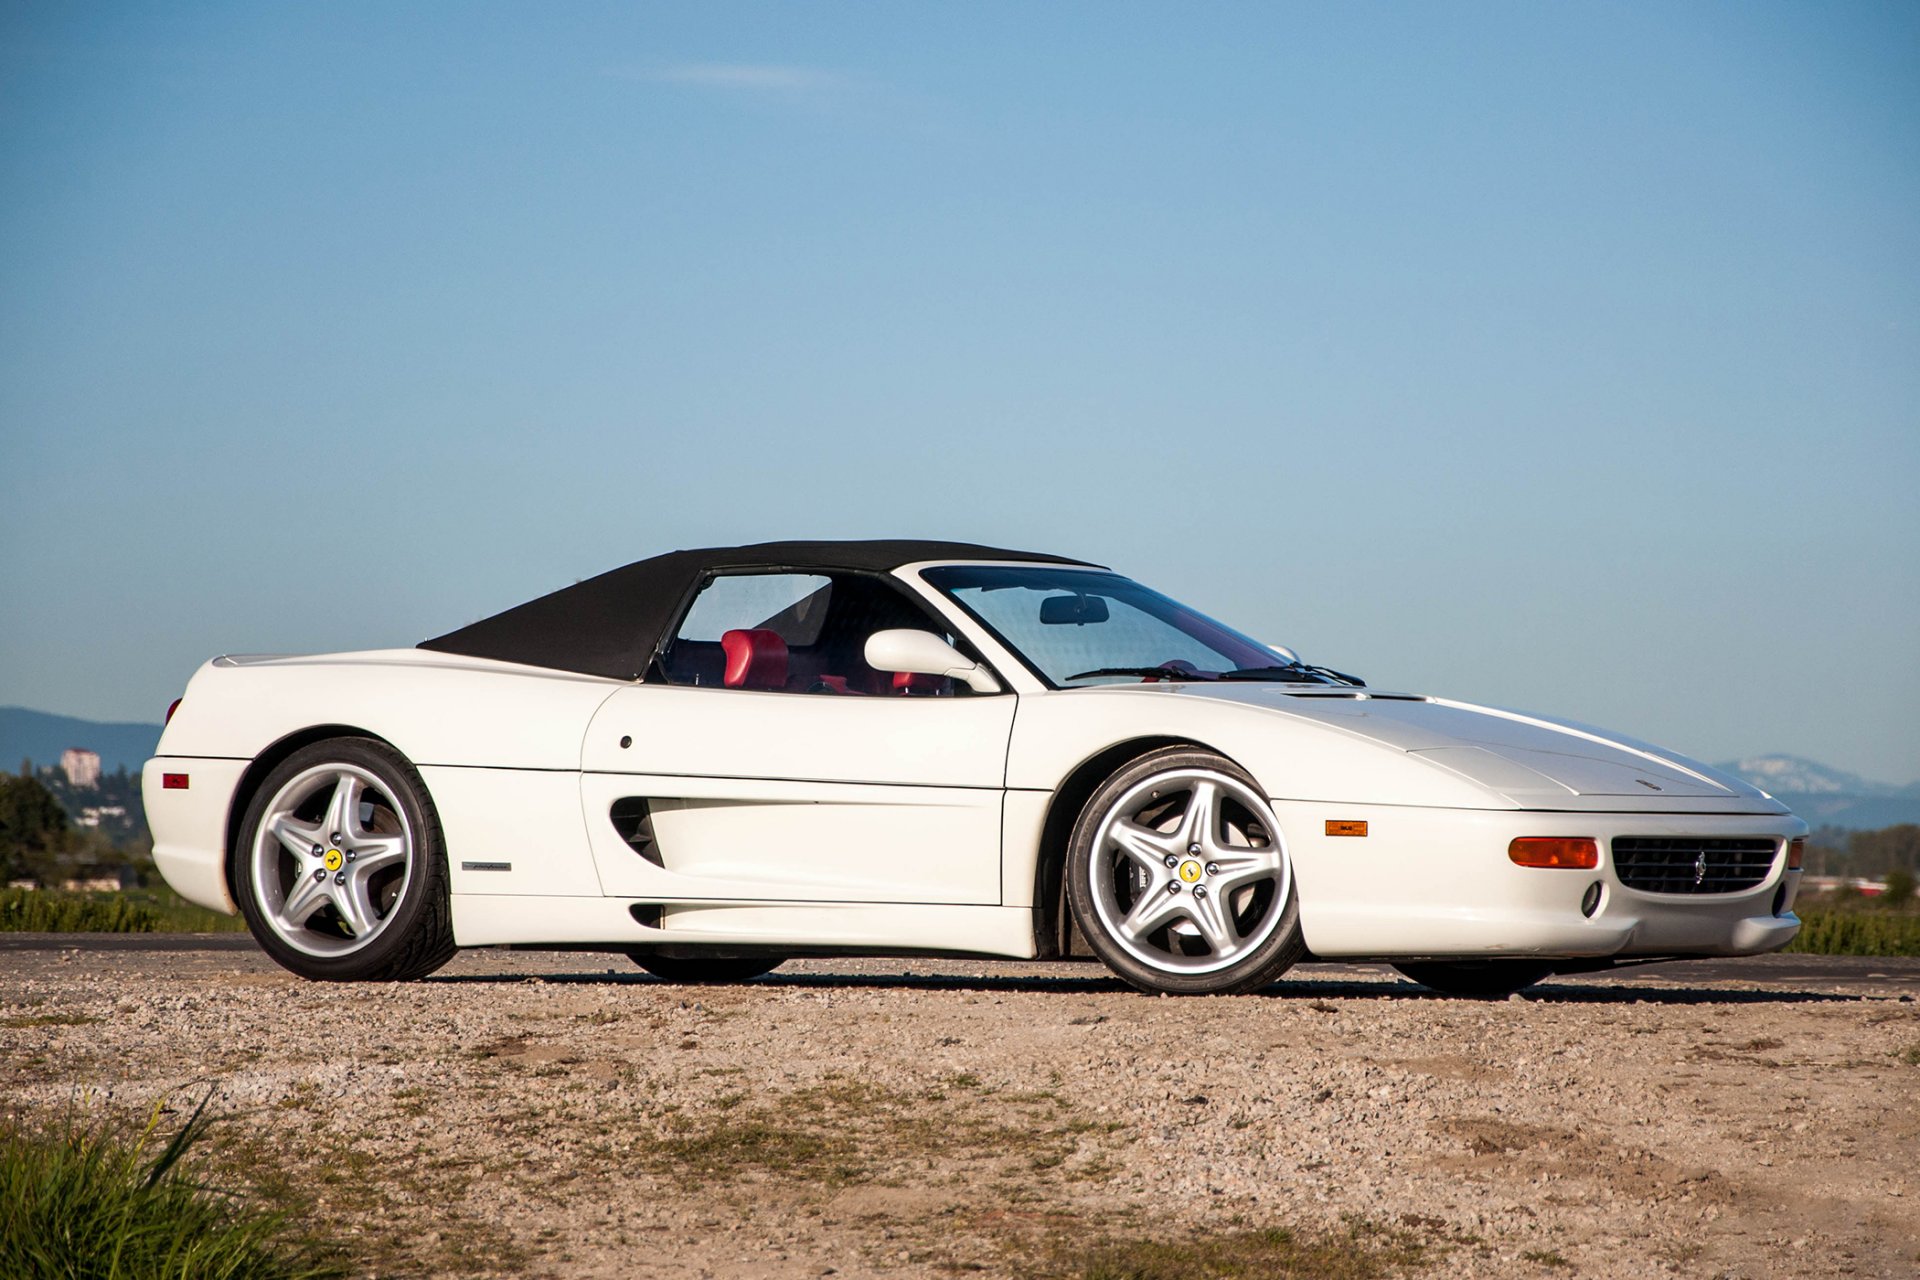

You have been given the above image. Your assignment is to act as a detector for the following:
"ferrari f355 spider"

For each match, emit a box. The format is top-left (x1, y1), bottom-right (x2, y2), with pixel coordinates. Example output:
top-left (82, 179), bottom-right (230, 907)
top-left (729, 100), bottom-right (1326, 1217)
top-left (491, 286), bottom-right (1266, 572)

top-left (145, 540), bottom-right (1806, 996)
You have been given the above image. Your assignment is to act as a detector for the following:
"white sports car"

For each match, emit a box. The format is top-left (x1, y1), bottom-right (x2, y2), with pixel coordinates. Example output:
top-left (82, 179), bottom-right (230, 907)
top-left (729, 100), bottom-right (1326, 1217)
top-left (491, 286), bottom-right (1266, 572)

top-left (144, 540), bottom-right (1806, 996)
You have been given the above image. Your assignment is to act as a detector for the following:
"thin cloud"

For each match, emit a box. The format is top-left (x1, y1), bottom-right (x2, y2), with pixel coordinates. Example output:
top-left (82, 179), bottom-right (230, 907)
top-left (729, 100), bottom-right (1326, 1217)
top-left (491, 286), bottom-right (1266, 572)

top-left (643, 63), bottom-right (845, 93)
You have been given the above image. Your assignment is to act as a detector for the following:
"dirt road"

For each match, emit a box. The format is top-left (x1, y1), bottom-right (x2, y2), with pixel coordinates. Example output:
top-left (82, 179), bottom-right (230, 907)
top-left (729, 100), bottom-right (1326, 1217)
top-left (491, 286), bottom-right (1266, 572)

top-left (5, 946), bottom-right (1917, 1278)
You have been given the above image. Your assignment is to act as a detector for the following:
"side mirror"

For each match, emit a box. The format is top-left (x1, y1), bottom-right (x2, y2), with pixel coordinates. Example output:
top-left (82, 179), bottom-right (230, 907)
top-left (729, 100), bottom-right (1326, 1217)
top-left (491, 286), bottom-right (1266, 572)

top-left (1039, 593), bottom-right (1109, 625)
top-left (1268, 644), bottom-right (1302, 666)
top-left (864, 630), bottom-right (1002, 694)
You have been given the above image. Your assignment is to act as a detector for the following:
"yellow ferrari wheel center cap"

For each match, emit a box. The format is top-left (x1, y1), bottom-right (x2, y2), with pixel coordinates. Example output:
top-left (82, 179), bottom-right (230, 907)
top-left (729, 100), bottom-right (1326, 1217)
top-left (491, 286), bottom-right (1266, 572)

top-left (323, 848), bottom-right (344, 872)
top-left (1178, 859), bottom-right (1203, 883)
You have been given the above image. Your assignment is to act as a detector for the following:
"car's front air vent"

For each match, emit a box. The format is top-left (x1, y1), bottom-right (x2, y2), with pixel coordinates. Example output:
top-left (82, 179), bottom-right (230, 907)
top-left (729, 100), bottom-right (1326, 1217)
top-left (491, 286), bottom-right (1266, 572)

top-left (1611, 837), bottom-right (1776, 894)
top-left (610, 797), bottom-right (661, 866)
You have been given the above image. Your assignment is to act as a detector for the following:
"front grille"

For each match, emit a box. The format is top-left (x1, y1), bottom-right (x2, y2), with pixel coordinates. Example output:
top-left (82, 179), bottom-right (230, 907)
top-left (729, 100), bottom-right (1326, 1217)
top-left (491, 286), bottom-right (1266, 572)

top-left (1611, 837), bottom-right (1777, 894)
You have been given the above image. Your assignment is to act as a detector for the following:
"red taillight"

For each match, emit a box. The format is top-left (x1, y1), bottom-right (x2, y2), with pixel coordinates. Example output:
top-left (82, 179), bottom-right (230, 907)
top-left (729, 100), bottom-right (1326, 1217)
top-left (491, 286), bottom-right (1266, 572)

top-left (165, 698), bottom-right (183, 725)
top-left (1787, 839), bottom-right (1805, 871)
top-left (1509, 837), bottom-right (1599, 869)
top-left (162, 773), bottom-right (189, 790)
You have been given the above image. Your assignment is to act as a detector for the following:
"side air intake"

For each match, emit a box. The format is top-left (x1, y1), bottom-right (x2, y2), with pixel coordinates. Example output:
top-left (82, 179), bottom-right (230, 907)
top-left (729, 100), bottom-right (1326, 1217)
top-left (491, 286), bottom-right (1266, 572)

top-left (610, 797), bottom-right (662, 866)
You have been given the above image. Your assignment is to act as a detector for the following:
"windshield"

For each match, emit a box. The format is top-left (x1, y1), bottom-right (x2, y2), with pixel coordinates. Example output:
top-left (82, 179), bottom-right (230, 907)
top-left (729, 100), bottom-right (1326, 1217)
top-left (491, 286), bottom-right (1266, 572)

top-left (921, 565), bottom-right (1355, 688)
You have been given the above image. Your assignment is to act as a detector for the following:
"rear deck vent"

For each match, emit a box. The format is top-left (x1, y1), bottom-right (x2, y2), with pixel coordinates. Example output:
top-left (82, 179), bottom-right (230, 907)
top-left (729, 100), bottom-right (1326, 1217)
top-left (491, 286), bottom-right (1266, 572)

top-left (1611, 837), bottom-right (1776, 895)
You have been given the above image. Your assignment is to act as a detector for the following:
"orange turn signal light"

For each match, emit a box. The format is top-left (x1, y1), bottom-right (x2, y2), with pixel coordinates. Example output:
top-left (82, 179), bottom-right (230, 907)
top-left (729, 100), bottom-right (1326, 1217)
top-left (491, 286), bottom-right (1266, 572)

top-left (1325, 820), bottom-right (1368, 837)
top-left (1787, 839), bottom-right (1804, 871)
top-left (1508, 837), bottom-right (1598, 869)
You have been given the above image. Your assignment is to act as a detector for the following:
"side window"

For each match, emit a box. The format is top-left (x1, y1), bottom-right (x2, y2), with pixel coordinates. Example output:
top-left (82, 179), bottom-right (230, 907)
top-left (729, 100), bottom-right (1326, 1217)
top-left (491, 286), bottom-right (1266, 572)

top-left (659, 571), bottom-right (988, 696)
top-left (676, 574), bottom-right (832, 646)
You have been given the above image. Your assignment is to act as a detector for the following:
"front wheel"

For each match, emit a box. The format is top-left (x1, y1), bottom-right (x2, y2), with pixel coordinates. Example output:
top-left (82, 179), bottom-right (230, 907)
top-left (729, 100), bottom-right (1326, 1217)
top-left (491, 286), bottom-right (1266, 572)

top-left (235, 738), bottom-right (456, 982)
top-left (1067, 747), bottom-right (1305, 995)
top-left (1393, 961), bottom-right (1553, 998)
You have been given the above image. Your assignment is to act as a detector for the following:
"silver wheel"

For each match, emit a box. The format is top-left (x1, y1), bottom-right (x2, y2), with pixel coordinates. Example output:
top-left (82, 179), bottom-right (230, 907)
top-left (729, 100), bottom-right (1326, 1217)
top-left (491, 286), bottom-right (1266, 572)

top-left (248, 762), bottom-right (415, 958)
top-left (1087, 766), bottom-right (1293, 977)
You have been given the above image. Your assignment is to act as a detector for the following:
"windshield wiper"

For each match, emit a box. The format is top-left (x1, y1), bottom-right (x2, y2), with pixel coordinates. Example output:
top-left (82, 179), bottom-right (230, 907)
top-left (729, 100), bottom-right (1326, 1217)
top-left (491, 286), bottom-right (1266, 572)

top-left (1064, 665), bottom-right (1218, 683)
top-left (1218, 664), bottom-right (1367, 687)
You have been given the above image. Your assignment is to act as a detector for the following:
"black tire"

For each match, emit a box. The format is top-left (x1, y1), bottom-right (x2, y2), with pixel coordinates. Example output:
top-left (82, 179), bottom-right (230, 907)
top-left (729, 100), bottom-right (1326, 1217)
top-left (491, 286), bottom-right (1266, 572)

top-left (625, 952), bottom-right (784, 983)
top-left (234, 737), bottom-right (456, 982)
top-left (1393, 961), bottom-right (1553, 998)
top-left (1066, 746), bottom-right (1305, 995)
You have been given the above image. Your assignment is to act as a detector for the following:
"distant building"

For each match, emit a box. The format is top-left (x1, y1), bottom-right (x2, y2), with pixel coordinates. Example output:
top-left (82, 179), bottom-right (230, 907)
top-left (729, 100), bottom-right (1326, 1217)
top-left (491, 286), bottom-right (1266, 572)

top-left (1798, 875), bottom-right (1889, 897)
top-left (61, 748), bottom-right (101, 789)
top-left (61, 866), bottom-right (138, 892)
top-left (77, 805), bottom-right (127, 828)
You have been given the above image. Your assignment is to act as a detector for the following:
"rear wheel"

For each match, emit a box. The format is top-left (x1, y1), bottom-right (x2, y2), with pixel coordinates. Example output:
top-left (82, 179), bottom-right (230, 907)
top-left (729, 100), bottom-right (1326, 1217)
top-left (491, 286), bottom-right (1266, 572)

top-left (1393, 960), bottom-right (1553, 998)
top-left (235, 738), bottom-right (455, 982)
top-left (625, 953), bottom-right (784, 983)
top-left (1067, 747), bottom-right (1305, 995)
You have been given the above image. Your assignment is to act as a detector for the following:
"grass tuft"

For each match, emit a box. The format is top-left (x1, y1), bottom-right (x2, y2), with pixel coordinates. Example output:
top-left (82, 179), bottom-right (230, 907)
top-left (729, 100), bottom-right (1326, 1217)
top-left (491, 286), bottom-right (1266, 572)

top-left (0, 1091), bottom-right (346, 1280)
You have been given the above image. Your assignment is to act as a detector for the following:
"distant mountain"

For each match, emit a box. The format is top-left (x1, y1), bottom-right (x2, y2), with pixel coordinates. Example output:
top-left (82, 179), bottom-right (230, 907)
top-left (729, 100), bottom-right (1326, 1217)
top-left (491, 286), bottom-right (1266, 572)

top-left (1715, 754), bottom-right (1920, 830)
top-left (1, 707), bottom-right (165, 775)
top-left (1719, 755), bottom-right (1895, 796)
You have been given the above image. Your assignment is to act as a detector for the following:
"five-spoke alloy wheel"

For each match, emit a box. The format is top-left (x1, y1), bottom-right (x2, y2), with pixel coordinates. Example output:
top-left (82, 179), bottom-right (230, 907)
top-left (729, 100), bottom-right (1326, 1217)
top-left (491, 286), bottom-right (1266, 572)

top-left (236, 738), bottom-right (455, 981)
top-left (1069, 747), bottom-right (1305, 994)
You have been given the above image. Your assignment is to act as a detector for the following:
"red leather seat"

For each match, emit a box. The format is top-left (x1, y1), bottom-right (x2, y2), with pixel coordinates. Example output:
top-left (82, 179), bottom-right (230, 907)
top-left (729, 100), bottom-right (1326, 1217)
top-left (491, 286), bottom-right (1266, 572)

top-left (721, 628), bottom-right (789, 690)
top-left (893, 671), bottom-right (948, 696)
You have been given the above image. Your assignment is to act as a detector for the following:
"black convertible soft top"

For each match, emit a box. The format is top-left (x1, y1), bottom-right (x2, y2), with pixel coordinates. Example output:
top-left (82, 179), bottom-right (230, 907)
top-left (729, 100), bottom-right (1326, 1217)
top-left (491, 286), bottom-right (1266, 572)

top-left (418, 539), bottom-right (1095, 681)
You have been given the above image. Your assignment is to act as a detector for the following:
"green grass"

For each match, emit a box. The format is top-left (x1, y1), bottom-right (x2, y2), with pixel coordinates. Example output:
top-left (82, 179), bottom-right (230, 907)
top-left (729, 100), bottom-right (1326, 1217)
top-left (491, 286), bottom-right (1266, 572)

top-left (638, 1075), bottom-right (1123, 1191)
top-left (1786, 899), bottom-right (1920, 957)
top-left (0, 886), bottom-right (243, 933)
top-left (0, 1094), bottom-right (347, 1280)
top-left (1056, 1219), bottom-right (1437, 1280)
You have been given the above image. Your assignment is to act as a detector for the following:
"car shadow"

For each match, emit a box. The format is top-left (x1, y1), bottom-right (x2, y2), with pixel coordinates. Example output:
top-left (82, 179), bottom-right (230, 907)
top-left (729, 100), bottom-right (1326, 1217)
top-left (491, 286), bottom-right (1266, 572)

top-left (426, 968), bottom-right (1867, 1005)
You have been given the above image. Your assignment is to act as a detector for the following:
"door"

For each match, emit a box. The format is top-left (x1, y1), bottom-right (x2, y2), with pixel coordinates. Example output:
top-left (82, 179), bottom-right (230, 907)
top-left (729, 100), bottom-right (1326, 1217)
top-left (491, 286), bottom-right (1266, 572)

top-left (581, 570), bottom-right (1016, 905)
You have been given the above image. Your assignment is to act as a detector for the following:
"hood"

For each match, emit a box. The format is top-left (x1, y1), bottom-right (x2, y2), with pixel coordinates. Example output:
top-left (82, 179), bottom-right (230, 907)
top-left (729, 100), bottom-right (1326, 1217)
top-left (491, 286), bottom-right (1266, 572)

top-left (1175, 684), bottom-right (1781, 811)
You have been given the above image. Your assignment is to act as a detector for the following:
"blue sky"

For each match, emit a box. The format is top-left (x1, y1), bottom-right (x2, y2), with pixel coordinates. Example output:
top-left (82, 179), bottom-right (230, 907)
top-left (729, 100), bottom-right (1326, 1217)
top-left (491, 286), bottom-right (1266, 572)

top-left (2, 2), bottom-right (1916, 783)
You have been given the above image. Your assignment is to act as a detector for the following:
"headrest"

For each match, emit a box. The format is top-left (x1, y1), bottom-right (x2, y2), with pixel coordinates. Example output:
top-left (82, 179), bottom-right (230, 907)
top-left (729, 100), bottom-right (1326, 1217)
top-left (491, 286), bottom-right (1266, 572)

top-left (721, 628), bottom-right (789, 690)
top-left (893, 671), bottom-right (945, 695)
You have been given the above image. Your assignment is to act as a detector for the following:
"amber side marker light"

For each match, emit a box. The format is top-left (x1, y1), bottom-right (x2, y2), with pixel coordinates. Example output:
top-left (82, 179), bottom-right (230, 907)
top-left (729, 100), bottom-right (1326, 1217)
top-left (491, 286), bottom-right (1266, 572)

top-left (1787, 839), bottom-right (1805, 871)
top-left (1326, 820), bottom-right (1368, 837)
top-left (1509, 837), bottom-right (1599, 869)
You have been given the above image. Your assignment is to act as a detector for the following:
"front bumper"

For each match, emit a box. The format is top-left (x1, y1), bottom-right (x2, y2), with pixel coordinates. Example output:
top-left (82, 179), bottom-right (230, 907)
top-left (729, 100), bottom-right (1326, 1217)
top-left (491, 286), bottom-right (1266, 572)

top-left (1274, 800), bottom-right (1806, 961)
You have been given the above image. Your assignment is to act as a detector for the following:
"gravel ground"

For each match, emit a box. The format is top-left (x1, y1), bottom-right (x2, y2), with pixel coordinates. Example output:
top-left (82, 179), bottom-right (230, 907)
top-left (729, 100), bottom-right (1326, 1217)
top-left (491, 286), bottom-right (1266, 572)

top-left (4, 946), bottom-right (1918, 1279)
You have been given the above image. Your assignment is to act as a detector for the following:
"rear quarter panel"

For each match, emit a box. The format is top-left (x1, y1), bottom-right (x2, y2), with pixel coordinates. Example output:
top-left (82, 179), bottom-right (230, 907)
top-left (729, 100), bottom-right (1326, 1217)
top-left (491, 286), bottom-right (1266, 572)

top-left (146, 651), bottom-right (622, 915)
top-left (156, 651), bottom-right (621, 768)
